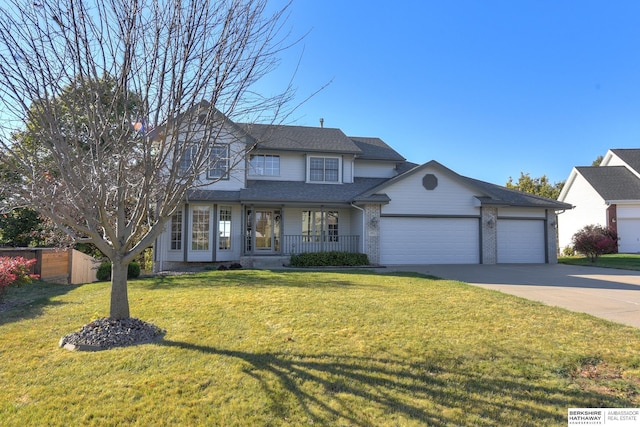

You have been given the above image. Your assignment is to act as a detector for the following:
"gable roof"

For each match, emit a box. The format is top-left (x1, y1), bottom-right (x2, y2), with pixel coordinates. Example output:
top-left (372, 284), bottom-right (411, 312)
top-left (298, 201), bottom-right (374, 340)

top-left (575, 166), bottom-right (640, 201)
top-left (240, 123), bottom-right (361, 154)
top-left (610, 148), bottom-right (640, 173)
top-left (359, 160), bottom-right (572, 209)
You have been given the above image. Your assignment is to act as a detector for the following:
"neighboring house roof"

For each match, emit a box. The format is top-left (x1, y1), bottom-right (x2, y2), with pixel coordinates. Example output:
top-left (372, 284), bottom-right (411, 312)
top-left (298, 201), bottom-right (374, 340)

top-left (349, 137), bottom-right (406, 161)
top-left (240, 123), bottom-right (362, 154)
top-left (186, 178), bottom-right (389, 205)
top-left (575, 166), bottom-right (640, 201)
top-left (610, 148), bottom-right (640, 173)
top-left (359, 160), bottom-right (572, 209)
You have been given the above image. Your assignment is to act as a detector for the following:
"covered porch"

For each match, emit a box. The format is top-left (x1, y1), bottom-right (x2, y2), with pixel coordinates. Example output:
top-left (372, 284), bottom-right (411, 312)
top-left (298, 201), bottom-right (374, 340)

top-left (241, 206), bottom-right (361, 256)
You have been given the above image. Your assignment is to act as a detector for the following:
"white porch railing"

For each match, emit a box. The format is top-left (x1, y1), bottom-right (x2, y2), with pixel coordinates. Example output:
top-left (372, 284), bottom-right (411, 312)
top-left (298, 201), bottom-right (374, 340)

top-left (243, 234), bottom-right (360, 255)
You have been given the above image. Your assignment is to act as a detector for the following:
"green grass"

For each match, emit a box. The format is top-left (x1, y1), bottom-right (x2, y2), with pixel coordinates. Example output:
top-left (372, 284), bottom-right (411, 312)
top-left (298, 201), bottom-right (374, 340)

top-left (559, 253), bottom-right (640, 270)
top-left (2, 270), bottom-right (640, 426)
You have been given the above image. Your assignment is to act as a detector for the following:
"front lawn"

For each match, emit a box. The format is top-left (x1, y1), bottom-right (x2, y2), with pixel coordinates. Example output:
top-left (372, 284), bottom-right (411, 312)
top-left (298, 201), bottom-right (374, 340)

top-left (1, 270), bottom-right (640, 426)
top-left (559, 253), bottom-right (640, 271)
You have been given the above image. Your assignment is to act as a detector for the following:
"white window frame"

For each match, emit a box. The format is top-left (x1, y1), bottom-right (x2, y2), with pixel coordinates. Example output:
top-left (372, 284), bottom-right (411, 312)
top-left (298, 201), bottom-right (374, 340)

top-left (191, 206), bottom-right (211, 251)
top-left (170, 209), bottom-right (183, 251)
top-left (179, 144), bottom-right (198, 176)
top-left (208, 144), bottom-right (229, 180)
top-left (249, 154), bottom-right (280, 176)
top-left (307, 156), bottom-right (341, 183)
top-left (218, 206), bottom-right (232, 251)
top-left (302, 210), bottom-right (339, 242)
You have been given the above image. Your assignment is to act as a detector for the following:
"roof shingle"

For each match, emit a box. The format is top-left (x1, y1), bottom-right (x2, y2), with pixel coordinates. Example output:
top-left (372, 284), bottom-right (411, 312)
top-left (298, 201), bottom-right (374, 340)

top-left (240, 123), bottom-right (362, 154)
top-left (186, 178), bottom-right (389, 204)
top-left (610, 148), bottom-right (640, 174)
top-left (576, 166), bottom-right (640, 201)
top-left (349, 136), bottom-right (405, 161)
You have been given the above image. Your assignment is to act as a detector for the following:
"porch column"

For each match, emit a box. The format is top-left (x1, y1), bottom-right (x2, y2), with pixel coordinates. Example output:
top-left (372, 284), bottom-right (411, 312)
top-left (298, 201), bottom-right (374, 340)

top-left (481, 206), bottom-right (498, 264)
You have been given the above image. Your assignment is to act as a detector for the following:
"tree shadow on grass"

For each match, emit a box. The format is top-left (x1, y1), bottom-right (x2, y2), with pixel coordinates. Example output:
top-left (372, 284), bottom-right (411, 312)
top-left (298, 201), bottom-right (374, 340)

top-left (0, 280), bottom-right (77, 326)
top-left (159, 339), bottom-right (628, 426)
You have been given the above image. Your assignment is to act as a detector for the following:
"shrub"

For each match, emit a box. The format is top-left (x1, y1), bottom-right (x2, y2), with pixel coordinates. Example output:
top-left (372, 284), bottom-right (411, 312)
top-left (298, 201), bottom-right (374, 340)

top-left (128, 262), bottom-right (141, 278)
top-left (571, 224), bottom-right (618, 262)
top-left (289, 251), bottom-right (369, 267)
top-left (0, 256), bottom-right (38, 301)
top-left (96, 261), bottom-right (141, 281)
top-left (96, 262), bottom-right (111, 281)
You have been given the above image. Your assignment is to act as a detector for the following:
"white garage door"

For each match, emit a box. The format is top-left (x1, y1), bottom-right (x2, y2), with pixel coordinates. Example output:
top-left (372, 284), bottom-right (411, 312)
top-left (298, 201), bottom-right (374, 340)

top-left (617, 218), bottom-right (640, 253)
top-left (497, 219), bottom-right (545, 263)
top-left (380, 217), bottom-right (480, 264)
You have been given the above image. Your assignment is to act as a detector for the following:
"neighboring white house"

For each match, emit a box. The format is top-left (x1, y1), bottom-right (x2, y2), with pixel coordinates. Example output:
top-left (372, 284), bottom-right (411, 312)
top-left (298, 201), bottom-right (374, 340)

top-left (154, 112), bottom-right (571, 270)
top-left (558, 148), bottom-right (640, 253)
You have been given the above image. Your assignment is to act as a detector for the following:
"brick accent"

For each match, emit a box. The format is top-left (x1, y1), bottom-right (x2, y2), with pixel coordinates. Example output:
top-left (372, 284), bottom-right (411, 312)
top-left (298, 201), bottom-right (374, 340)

top-left (364, 204), bottom-right (381, 265)
top-left (481, 207), bottom-right (498, 264)
top-left (546, 210), bottom-right (559, 263)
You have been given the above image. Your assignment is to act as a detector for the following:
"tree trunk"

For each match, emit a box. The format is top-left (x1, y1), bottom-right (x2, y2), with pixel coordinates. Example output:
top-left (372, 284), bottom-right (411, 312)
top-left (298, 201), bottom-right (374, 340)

top-left (110, 259), bottom-right (130, 319)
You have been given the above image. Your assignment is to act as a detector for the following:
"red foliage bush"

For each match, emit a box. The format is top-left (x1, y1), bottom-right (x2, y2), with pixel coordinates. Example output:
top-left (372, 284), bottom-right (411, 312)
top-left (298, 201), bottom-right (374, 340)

top-left (571, 225), bottom-right (618, 262)
top-left (0, 257), bottom-right (39, 298)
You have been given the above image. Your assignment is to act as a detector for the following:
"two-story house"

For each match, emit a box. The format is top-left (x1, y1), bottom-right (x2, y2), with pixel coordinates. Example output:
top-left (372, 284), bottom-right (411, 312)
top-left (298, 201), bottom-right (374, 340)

top-left (558, 148), bottom-right (640, 253)
top-left (153, 109), bottom-right (570, 270)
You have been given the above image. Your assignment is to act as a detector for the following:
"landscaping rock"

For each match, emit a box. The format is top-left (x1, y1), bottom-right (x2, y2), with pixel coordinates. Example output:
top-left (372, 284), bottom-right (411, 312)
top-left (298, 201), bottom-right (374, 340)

top-left (59, 317), bottom-right (165, 351)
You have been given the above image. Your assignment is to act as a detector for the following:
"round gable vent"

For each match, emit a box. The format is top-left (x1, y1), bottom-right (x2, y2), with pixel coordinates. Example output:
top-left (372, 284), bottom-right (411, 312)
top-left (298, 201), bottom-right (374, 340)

top-left (422, 174), bottom-right (438, 190)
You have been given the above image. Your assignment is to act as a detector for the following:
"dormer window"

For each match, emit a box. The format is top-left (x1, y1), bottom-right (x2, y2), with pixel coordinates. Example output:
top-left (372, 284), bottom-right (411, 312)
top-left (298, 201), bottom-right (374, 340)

top-left (309, 156), bottom-right (340, 183)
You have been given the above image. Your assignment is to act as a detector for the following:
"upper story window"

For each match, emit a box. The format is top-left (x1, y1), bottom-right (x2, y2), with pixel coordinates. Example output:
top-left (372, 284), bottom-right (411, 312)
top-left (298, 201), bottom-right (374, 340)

top-left (208, 144), bottom-right (229, 179)
top-left (179, 145), bottom-right (197, 175)
top-left (309, 156), bottom-right (340, 182)
top-left (249, 154), bottom-right (280, 176)
top-left (178, 143), bottom-right (229, 180)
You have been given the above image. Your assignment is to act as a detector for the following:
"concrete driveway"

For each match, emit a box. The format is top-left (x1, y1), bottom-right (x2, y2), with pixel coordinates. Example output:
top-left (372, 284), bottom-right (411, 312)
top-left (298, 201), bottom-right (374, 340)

top-left (385, 264), bottom-right (640, 328)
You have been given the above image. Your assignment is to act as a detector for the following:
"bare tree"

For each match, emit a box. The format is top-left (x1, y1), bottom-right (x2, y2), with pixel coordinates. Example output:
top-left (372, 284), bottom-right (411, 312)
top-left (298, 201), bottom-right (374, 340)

top-left (0, 0), bottom-right (296, 320)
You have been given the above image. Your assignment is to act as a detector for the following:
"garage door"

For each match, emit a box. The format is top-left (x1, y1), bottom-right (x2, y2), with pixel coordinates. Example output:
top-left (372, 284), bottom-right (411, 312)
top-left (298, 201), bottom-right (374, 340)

top-left (380, 217), bottom-right (480, 264)
top-left (617, 218), bottom-right (640, 253)
top-left (497, 219), bottom-right (545, 263)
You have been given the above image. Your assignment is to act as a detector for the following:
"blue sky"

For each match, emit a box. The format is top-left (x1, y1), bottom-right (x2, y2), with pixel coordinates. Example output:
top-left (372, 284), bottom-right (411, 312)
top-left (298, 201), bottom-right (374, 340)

top-left (262, 0), bottom-right (640, 186)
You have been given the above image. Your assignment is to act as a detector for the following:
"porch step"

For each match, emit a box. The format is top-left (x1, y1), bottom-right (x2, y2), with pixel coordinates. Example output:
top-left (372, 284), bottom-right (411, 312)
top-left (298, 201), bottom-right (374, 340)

top-left (241, 256), bottom-right (290, 269)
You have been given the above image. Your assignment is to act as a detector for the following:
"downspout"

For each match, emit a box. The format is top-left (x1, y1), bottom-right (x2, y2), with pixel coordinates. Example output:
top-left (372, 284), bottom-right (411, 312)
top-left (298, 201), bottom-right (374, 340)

top-left (351, 202), bottom-right (366, 253)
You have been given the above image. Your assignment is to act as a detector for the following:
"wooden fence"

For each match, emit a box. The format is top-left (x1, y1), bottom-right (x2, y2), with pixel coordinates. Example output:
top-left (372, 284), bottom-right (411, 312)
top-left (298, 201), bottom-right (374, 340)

top-left (0, 248), bottom-right (100, 284)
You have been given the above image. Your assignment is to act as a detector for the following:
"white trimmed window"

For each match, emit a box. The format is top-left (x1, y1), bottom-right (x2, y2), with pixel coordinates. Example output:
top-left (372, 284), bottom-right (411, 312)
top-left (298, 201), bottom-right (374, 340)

top-left (302, 210), bottom-right (339, 242)
top-left (170, 210), bottom-right (183, 250)
top-left (308, 156), bottom-right (340, 182)
top-left (208, 144), bottom-right (229, 179)
top-left (191, 207), bottom-right (210, 251)
top-left (218, 207), bottom-right (232, 250)
top-left (249, 155), bottom-right (280, 176)
top-left (179, 145), bottom-right (197, 175)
